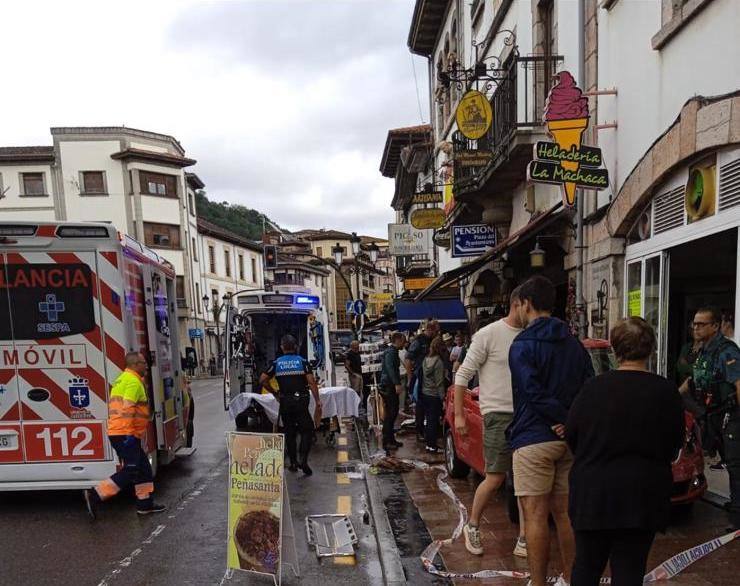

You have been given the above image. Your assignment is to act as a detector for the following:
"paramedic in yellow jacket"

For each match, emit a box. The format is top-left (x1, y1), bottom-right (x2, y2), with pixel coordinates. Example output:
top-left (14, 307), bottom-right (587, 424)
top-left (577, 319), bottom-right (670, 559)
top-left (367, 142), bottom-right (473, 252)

top-left (84, 352), bottom-right (166, 518)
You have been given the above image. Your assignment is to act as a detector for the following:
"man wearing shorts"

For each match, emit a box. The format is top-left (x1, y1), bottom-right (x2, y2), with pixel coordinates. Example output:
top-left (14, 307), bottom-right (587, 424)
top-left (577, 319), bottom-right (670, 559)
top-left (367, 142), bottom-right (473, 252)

top-left (454, 287), bottom-right (524, 556)
top-left (508, 276), bottom-right (593, 586)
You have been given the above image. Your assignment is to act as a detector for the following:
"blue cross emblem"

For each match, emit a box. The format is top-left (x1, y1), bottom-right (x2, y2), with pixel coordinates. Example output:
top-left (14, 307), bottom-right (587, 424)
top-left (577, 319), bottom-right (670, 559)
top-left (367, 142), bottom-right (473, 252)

top-left (39, 294), bottom-right (65, 322)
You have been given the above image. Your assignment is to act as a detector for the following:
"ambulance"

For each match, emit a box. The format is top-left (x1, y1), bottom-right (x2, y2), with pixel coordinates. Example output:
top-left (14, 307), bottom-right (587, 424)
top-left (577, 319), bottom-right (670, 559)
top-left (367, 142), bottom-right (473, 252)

top-left (0, 221), bottom-right (190, 491)
top-left (223, 286), bottom-right (331, 411)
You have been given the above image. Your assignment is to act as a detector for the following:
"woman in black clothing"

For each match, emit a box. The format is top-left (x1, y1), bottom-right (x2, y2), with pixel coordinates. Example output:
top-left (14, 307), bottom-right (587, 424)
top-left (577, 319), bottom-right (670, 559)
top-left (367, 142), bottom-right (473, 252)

top-left (566, 317), bottom-right (684, 586)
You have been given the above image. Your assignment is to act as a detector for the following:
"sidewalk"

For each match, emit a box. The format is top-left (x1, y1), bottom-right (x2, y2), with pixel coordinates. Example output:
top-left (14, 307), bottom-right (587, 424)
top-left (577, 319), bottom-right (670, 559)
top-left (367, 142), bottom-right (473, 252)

top-left (380, 428), bottom-right (739, 586)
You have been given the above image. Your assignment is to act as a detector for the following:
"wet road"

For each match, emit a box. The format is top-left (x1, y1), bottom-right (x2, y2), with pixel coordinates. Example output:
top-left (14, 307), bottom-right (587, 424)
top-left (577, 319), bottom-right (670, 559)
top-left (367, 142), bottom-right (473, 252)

top-left (0, 379), bottom-right (382, 586)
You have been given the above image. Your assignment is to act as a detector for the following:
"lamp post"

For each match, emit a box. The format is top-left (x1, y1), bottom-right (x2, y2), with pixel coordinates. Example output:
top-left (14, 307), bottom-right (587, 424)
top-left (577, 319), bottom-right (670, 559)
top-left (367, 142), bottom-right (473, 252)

top-left (202, 293), bottom-right (230, 369)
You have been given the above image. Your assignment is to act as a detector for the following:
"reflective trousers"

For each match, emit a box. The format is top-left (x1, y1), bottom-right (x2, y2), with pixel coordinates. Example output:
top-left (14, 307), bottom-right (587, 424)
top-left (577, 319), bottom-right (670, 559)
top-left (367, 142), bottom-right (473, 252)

top-left (96, 435), bottom-right (154, 510)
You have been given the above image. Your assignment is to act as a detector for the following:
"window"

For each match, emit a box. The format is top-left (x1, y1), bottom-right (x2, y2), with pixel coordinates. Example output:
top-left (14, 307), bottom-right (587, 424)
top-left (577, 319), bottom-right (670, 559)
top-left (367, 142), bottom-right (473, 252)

top-left (80, 171), bottom-right (106, 195)
top-left (21, 172), bottom-right (46, 196)
top-left (176, 276), bottom-right (186, 307)
top-left (143, 222), bottom-right (181, 249)
top-left (192, 237), bottom-right (198, 261)
top-left (208, 245), bottom-right (216, 274)
top-left (316, 246), bottom-right (323, 258)
top-left (188, 192), bottom-right (195, 215)
top-left (139, 171), bottom-right (178, 197)
top-left (224, 249), bottom-right (231, 277)
top-left (238, 254), bottom-right (245, 281)
top-left (195, 282), bottom-right (201, 314)
top-left (251, 258), bottom-right (257, 283)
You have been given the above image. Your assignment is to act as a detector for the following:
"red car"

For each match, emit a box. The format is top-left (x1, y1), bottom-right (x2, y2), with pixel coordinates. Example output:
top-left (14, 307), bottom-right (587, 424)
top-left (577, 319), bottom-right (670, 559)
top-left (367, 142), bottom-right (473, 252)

top-left (444, 339), bottom-right (706, 520)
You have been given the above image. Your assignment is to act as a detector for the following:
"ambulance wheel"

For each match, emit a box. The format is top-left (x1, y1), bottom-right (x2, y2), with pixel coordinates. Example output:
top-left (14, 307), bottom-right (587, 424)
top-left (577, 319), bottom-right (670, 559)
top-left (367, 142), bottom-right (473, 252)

top-left (148, 450), bottom-right (159, 478)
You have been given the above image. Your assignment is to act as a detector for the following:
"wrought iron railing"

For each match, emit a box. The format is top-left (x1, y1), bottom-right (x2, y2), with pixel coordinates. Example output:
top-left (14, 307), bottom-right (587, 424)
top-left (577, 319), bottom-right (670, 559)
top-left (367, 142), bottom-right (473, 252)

top-left (453, 54), bottom-right (563, 187)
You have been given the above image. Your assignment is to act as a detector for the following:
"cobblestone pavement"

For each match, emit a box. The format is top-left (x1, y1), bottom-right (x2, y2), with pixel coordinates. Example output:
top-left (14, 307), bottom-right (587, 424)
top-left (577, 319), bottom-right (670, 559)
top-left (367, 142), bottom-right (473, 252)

top-left (384, 431), bottom-right (739, 586)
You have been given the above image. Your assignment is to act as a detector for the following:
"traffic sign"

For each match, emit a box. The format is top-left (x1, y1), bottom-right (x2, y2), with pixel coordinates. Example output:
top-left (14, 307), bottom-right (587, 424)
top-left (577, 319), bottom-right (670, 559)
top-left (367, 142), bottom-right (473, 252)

top-left (354, 299), bottom-right (367, 315)
top-left (345, 300), bottom-right (355, 314)
top-left (452, 224), bottom-right (497, 258)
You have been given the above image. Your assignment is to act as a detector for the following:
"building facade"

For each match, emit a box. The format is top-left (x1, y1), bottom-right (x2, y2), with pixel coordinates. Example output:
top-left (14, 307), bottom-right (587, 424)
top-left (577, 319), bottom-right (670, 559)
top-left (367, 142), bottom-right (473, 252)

top-left (197, 218), bottom-right (264, 365)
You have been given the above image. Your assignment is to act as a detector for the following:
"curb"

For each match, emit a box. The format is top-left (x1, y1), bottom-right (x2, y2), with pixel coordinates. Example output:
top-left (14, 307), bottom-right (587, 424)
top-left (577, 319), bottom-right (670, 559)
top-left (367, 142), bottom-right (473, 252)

top-left (355, 423), bottom-right (407, 585)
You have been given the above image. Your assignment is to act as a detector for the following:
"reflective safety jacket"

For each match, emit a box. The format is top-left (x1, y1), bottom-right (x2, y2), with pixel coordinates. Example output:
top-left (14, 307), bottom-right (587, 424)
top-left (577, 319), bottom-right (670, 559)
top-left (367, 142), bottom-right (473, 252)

top-left (107, 369), bottom-right (150, 438)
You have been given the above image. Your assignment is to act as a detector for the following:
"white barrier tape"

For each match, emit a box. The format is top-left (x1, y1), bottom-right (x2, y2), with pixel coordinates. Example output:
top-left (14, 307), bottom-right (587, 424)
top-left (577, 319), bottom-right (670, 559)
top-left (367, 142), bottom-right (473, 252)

top-left (643, 529), bottom-right (740, 582)
top-left (370, 452), bottom-right (740, 583)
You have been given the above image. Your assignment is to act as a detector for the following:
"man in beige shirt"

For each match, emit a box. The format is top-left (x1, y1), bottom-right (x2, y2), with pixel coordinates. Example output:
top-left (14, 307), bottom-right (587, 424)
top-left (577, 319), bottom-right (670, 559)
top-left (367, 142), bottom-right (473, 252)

top-left (454, 287), bottom-right (525, 557)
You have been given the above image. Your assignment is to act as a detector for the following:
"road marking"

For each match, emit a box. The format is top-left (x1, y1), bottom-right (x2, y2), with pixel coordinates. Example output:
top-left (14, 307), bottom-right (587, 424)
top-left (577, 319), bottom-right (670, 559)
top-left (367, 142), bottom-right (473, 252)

top-left (337, 437), bottom-right (347, 446)
top-left (95, 464), bottom-right (223, 586)
top-left (336, 473), bottom-right (350, 485)
top-left (337, 450), bottom-right (348, 463)
top-left (335, 495), bottom-right (356, 565)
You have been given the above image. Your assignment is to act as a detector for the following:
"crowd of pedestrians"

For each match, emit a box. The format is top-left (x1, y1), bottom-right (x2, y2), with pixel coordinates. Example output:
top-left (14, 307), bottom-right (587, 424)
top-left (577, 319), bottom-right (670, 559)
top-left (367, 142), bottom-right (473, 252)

top-left (375, 273), bottom-right (739, 586)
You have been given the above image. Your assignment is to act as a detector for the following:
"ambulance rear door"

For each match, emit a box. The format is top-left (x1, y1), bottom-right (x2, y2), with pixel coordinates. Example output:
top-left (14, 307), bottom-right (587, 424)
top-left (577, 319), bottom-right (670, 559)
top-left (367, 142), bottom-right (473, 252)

top-left (0, 249), bottom-right (115, 482)
top-left (141, 266), bottom-right (184, 454)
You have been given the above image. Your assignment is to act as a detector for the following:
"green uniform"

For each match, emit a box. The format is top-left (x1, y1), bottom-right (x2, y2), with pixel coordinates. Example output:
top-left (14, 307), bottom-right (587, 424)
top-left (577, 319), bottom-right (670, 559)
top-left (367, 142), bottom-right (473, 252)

top-left (693, 333), bottom-right (740, 527)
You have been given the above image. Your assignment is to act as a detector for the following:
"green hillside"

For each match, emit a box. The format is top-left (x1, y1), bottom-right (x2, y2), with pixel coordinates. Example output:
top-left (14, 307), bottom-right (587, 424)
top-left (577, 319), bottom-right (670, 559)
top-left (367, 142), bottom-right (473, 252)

top-left (195, 191), bottom-right (280, 240)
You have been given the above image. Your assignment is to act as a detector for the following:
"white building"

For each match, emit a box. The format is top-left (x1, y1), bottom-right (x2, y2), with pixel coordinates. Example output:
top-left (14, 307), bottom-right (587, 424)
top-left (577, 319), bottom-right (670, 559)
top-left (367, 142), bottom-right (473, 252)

top-left (197, 218), bottom-right (264, 364)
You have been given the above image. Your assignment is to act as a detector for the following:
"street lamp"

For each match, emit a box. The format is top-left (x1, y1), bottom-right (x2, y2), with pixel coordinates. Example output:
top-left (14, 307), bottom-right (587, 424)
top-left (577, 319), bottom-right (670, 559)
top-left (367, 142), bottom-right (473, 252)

top-left (349, 232), bottom-right (361, 256)
top-left (332, 242), bottom-right (344, 266)
top-left (529, 238), bottom-right (546, 269)
top-left (367, 241), bottom-right (379, 264)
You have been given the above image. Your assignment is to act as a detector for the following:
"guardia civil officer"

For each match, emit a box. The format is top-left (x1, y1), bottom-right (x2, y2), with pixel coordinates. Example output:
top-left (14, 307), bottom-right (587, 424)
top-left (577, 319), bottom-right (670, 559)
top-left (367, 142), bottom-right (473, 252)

top-left (681, 307), bottom-right (740, 530)
top-left (260, 335), bottom-right (321, 475)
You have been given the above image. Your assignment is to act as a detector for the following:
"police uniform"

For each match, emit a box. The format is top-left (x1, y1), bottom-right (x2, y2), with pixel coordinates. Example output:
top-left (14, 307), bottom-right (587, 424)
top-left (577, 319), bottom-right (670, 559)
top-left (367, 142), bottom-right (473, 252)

top-left (693, 333), bottom-right (740, 527)
top-left (265, 354), bottom-right (314, 468)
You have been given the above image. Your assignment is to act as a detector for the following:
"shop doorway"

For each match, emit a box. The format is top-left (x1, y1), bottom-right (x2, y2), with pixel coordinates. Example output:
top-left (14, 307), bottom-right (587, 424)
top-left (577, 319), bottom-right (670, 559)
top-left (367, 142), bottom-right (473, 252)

top-left (665, 228), bottom-right (737, 382)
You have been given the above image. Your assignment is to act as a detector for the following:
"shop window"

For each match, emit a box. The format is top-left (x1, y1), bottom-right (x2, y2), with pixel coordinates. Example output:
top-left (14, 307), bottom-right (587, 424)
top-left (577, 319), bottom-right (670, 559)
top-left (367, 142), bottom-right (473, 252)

top-left (140, 171), bottom-right (178, 198)
top-left (80, 171), bottom-right (107, 195)
top-left (143, 222), bottom-right (181, 249)
top-left (20, 172), bottom-right (46, 196)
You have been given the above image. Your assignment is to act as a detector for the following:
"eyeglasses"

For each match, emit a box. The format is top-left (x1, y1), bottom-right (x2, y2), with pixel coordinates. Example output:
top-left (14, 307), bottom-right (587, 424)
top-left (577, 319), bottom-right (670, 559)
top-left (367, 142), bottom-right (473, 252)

top-left (692, 322), bottom-right (716, 328)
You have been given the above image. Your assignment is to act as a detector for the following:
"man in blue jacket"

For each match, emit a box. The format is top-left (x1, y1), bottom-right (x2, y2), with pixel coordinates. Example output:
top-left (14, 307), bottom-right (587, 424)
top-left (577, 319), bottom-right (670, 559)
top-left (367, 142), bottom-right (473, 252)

top-left (507, 276), bottom-right (593, 586)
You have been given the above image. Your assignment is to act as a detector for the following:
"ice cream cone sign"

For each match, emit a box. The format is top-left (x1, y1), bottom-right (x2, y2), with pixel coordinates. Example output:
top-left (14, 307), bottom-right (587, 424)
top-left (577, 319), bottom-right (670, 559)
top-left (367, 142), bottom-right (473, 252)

top-left (526, 71), bottom-right (609, 208)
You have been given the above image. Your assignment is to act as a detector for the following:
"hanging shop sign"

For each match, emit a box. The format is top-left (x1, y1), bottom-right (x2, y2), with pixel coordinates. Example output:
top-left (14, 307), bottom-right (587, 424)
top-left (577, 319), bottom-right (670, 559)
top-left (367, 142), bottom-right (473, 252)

top-left (410, 208), bottom-right (446, 230)
top-left (404, 277), bottom-right (436, 291)
top-left (411, 191), bottom-right (443, 205)
top-left (526, 71), bottom-right (609, 208)
top-left (685, 165), bottom-right (716, 222)
top-left (451, 224), bottom-right (497, 258)
top-left (455, 90), bottom-right (493, 140)
top-left (369, 292), bottom-right (393, 304)
top-left (456, 150), bottom-right (493, 168)
top-left (387, 223), bottom-right (432, 256)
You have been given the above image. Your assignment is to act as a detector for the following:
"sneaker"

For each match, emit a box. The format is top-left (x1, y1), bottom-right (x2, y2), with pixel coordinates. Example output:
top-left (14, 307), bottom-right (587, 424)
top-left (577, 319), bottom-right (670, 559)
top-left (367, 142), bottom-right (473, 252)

top-left (513, 536), bottom-right (527, 558)
top-left (425, 446), bottom-right (441, 454)
top-left (137, 503), bottom-right (167, 515)
top-left (463, 523), bottom-right (483, 555)
top-left (83, 489), bottom-right (99, 520)
top-left (300, 462), bottom-right (313, 476)
top-left (710, 462), bottom-right (726, 470)
top-left (554, 576), bottom-right (570, 586)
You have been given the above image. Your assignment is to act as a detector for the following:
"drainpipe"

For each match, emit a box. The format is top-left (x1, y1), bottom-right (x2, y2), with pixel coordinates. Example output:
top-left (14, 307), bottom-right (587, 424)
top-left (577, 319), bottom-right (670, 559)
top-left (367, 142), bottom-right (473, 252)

top-left (576, 0), bottom-right (587, 340)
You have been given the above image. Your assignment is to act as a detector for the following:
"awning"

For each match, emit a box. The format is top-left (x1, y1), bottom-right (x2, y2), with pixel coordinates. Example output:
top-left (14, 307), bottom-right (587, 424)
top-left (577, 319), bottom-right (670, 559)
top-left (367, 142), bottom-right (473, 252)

top-left (395, 298), bottom-right (467, 332)
top-left (415, 201), bottom-right (565, 301)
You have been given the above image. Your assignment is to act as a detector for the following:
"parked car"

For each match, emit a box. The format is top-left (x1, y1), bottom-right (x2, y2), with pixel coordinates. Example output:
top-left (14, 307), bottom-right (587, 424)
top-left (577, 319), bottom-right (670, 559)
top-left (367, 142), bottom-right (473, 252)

top-left (443, 338), bottom-right (707, 522)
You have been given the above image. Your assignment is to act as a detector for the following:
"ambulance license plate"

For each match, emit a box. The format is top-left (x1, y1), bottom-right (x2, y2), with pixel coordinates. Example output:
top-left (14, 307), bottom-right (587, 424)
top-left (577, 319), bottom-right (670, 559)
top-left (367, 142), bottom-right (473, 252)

top-left (0, 431), bottom-right (19, 451)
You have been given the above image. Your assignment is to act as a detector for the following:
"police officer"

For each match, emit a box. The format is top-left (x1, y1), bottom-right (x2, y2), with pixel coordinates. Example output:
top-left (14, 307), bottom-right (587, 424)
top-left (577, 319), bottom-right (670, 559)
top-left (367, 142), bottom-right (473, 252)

top-left (260, 335), bottom-right (321, 476)
top-left (681, 307), bottom-right (740, 529)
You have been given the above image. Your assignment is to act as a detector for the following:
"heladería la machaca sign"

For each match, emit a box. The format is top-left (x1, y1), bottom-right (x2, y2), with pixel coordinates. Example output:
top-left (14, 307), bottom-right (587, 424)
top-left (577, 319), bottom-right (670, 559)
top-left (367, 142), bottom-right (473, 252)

top-left (526, 71), bottom-right (609, 207)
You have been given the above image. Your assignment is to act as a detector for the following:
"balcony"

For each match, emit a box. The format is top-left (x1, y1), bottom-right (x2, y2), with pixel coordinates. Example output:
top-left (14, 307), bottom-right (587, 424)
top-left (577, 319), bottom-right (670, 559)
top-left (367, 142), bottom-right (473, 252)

top-left (453, 54), bottom-right (563, 202)
top-left (396, 254), bottom-right (433, 277)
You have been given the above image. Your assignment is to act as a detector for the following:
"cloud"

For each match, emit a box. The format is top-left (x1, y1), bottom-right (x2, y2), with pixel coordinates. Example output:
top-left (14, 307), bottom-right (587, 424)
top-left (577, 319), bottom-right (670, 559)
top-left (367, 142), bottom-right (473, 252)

top-left (0, 0), bottom-right (429, 238)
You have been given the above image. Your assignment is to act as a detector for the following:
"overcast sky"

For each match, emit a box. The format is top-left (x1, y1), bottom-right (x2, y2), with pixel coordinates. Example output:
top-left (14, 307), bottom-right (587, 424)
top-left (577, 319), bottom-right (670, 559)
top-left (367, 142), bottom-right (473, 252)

top-left (0, 0), bottom-right (428, 237)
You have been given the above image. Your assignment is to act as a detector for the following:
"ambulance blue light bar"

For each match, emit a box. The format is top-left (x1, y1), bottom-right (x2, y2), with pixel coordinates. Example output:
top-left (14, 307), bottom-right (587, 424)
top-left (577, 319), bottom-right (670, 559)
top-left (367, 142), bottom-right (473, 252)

top-left (295, 295), bottom-right (319, 307)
